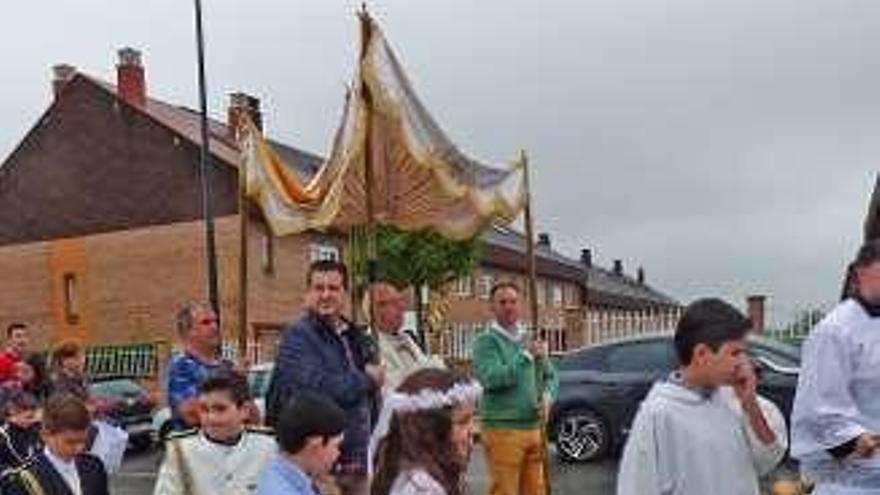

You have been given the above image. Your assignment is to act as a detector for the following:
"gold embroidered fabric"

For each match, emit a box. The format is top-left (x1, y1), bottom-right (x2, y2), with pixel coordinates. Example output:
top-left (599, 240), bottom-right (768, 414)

top-left (240, 15), bottom-right (526, 239)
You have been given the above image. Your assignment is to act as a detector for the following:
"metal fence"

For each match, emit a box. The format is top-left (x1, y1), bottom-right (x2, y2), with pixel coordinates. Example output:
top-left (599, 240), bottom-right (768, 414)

top-left (85, 342), bottom-right (160, 379)
top-left (764, 309), bottom-right (825, 347)
top-left (437, 323), bottom-right (481, 361)
top-left (583, 308), bottom-right (683, 346)
top-left (436, 323), bottom-right (568, 361)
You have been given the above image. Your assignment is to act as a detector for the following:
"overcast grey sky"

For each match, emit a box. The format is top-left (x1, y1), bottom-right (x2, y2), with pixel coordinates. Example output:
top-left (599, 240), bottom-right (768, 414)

top-left (3, 0), bottom-right (880, 325)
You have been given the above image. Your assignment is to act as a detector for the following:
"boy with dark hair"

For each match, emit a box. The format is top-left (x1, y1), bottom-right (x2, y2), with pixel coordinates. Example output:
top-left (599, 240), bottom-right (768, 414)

top-left (0, 390), bottom-right (41, 470)
top-left (154, 370), bottom-right (276, 495)
top-left (50, 340), bottom-right (88, 398)
top-left (617, 298), bottom-right (787, 495)
top-left (0, 393), bottom-right (109, 495)
top-left (257, 392), bottom-right (347, 495)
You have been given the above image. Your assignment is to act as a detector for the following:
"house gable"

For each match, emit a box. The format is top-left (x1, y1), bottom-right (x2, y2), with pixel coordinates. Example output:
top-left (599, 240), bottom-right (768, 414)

top-left (0, 76), bottom-right (239, 245)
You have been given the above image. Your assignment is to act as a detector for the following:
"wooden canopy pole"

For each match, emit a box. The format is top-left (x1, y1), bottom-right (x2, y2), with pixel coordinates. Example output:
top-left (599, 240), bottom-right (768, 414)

top-left (360, 7), bottom-right (379, 331)
top-left (237, 142), bottom-right (249, 362)
top-left (523, 151), bottom-right (540, 334)
top-left (522, 150), bottom-right (552, 495)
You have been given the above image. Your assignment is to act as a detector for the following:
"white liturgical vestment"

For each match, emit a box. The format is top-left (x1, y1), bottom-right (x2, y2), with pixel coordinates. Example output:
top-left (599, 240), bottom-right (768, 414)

top-left (792, 298), bottom-right (880, 495)
top-left (616, 378), bottom-right (787, 495)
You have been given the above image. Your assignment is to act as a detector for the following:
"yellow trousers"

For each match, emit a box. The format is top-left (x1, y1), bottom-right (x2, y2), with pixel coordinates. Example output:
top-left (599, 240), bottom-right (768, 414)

top-left (482, 428), bottom-right (547, 495)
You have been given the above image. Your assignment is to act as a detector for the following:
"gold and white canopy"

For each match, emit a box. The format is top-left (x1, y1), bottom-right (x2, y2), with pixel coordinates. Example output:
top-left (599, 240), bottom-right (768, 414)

top-left (240, 14), bottom-right (526, 240)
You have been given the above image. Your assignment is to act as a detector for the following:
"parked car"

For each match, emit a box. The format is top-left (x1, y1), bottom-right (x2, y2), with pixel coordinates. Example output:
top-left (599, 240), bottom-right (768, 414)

top-left (152, 362), bottom-right (274, 443)
top-left (89, 376), bottom-right (156, 448)
top-left (548, 334), bottom-right (800, 463)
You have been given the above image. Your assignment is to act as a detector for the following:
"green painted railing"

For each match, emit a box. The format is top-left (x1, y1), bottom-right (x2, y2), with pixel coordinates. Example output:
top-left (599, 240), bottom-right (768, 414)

top-left (84, 343), bottom-right (159, 379)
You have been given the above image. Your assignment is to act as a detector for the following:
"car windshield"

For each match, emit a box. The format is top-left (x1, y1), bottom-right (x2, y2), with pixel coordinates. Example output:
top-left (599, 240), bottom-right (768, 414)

top-left (90, 379), bottom-right (142, 397)
top-left (604, 339), bottom-right (677, 373)
top-left (558, 347), bottom-right (605, 371)
top-left (748, 341), bottom-right (800, 369)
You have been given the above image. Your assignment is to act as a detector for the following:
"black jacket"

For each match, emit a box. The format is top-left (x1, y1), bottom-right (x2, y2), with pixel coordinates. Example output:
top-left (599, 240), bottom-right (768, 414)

top-left (0, 451), bottom-right (109, 495)
top-left (0, 423), bottom-right (40, 470)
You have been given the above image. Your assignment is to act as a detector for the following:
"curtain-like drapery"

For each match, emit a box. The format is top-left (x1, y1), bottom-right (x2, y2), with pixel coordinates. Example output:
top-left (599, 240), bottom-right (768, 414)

top-left (240, 14), bottom-right (526, 240)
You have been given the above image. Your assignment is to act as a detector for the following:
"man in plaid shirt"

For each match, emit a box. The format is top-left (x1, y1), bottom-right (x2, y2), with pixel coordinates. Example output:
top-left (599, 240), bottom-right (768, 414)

top-left (267, 260), bottom-right (384, 495)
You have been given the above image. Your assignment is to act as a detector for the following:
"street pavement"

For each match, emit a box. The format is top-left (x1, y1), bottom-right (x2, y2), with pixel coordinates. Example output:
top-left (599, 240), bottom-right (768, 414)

top-left (111, 444), bottom-right (619, 495)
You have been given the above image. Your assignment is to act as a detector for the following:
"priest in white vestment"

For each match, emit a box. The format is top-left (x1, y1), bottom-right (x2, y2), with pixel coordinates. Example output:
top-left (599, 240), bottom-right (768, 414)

top-left (366, 282), bottom-right (445, 390)
top-left (617, 298), bottom-right (788, 495)
top-left (792, 241), bottom-right (880, 495)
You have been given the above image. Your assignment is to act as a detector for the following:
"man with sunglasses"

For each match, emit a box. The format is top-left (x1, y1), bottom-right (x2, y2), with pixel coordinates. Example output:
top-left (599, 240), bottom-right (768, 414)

top-left (166, 301), bottom-right (232, 432)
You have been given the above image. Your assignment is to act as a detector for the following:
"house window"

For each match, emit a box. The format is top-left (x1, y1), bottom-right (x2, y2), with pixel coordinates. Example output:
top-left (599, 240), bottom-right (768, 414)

top-left (564, 284), bottom-right (575, 306)
top-left (544, 280), bottom-right (554, 307)
top-left (309, 243), bottom-right (340, 262)
top-left (452, 274), bottom-right (473, 297)
top-left (64, 273), bottom-right (80, 325)
top-left (536, 280), bottom-right (545, 307)
top-left (552, 284), bottom-right (563, 308)
top-left (478, 273), bottom-right (494, 300)
top-left (260, 232), bottom-right (274, 274)
top-left (565, 284), bottom-right (582, 307)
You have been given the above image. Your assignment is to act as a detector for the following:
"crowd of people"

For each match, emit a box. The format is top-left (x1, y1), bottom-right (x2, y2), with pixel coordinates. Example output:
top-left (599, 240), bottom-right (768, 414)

top-left (1, 238), bottom-right (880, 495)
top-left (147, 259), bottom-right (558, 495)
top-left (0, 323), bottom-right (129, 494)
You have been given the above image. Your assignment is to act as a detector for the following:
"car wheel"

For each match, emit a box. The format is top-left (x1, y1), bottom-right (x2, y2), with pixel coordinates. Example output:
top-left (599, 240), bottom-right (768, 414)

top-left (555, 408), bottom-right (609, 463)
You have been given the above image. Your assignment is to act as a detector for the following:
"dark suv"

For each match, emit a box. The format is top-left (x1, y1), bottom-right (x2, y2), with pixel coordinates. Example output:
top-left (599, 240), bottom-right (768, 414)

top-left (548, 334), bottom-right (800, 463)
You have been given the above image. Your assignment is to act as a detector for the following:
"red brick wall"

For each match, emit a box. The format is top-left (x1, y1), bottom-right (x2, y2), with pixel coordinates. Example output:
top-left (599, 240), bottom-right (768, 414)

top-left (0, 76), bottom-right (239, 246)
top-left (0, 215), bottom-right (342, 349)
top-left (0, 211), bottom-right (581, 354)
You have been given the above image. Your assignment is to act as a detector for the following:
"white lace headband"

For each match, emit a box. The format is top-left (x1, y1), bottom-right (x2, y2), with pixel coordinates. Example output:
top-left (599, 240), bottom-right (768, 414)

top-left (367, 380), bottom-right (483, 476)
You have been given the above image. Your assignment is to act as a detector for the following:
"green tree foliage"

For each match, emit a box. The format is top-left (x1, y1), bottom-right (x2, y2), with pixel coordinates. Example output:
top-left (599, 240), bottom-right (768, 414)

top-left (376, 226), bottom-right (482, 292)
top-left (352, 225), bottom-right (482, 341)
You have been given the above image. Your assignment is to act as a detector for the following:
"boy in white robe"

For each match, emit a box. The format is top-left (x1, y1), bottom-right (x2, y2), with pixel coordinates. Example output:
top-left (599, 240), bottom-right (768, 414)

top-left (791, 240), bottom-right (880, 495)
top-left (617, 298), bottom-right (787, 495)
top-left (154, 371), bottom-right (277, 495)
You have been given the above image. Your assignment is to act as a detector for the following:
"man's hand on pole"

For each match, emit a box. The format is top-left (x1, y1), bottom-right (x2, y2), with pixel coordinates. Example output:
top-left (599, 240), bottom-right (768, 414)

top-left (528, 339), bottom-right (549, 359)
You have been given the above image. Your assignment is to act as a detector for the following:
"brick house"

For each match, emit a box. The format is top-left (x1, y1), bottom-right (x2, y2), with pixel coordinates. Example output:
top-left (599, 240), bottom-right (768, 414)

top-left (0, 49), bottom-right (342, 350)
top-left (0, 48), bottom-right (679, 359)
top-left (438, 227), bottom-right (680, 359)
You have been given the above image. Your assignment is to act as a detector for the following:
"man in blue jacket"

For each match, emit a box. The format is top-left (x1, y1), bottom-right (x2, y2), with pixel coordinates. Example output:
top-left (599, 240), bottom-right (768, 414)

top-left (267, 259), bottom-right (384, 495)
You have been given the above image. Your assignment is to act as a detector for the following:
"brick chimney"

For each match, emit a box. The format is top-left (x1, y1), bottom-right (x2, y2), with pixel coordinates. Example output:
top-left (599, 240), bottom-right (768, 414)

top-left (52, 64), bottom-right (77, 99)
top-left (228, 92), bottom-right (263, 142)
top-left (637, 267), bottom-right (645, 284)
top-left (117, 47), bottom-right (145, 107)
top-left (613, 259), bottom-right (623, 276)
top-left (537, 233), bottom-right (551, 249)
top-left (746, 295), bottom-right (766, 333)
top-left (580, 248), bottom-right (592, 267)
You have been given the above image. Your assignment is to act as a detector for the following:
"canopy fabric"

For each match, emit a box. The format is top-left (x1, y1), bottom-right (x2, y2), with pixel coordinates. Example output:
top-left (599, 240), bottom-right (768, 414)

top-left (241, 15), bottom-right (526, 240)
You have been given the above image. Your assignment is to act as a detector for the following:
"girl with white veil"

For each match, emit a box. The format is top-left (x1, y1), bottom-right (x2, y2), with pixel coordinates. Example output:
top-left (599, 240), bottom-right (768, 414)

top-left (369, 368), bottom-right (481, 495)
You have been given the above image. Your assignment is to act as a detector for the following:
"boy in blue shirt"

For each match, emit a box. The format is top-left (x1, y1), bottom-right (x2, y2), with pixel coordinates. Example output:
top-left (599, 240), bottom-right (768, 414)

top-left (258, 392), bottom-right (346, 495)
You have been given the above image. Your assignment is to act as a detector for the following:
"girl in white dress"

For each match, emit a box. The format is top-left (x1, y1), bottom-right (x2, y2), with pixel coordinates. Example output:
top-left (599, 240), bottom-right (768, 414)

top-left (369, 368), bottom-right (481, 495)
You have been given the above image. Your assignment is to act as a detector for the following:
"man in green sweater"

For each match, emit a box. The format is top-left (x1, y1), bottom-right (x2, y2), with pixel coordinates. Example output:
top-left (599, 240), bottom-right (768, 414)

top-left (472, 281), bottom-right (559, 495)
